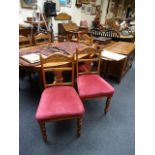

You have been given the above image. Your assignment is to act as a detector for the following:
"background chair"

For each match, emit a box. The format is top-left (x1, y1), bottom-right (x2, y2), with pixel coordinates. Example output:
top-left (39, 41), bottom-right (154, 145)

top-left (35, 53), bottom-right (85, 142)
top-left (76, 46), bottom-right (115, 114)
top-left (19, 35), bottom-right (32, 48)
top-left (19, 35), bottom-right (33, 89)
top-left (34, 32), bottom-right (51, 45)
top-left (78, 33), bottom-right (94, 46)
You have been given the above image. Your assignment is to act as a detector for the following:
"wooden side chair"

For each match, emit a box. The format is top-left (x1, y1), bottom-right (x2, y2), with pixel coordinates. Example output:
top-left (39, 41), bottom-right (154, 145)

top-left (35, 53), bottom-right (85, 142)
top-left (34, 32), bottom-right (51, 45)
top-left (19, 35), bottom-right (33, 88)
top-left (76, 46), bottom-right (115, 114)
top-left (78, 33), bottom-right (93, 46)
top-left (19, 35), bottom-right (32, 48)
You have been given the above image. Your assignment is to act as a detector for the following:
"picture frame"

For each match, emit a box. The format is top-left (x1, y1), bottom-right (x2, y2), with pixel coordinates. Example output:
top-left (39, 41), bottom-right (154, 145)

top-left (66, 0), bottom-right (72, 7)
top-left (81, 0), bottom-right (89, 4)
top-left (59, 0), bottom-right (72, 7)
top-left (89, 0), bottom-right (96, 4)
top-left (91, 5), bottom-right (96, 15)
top-left (20, 0), bottom-right (36, 9)
top-left (85, 5), bottom-right (92, 15)
top-left (76, 0), bottom-right (82, 7)
top-left (81, 4), bottom-right (86, 13)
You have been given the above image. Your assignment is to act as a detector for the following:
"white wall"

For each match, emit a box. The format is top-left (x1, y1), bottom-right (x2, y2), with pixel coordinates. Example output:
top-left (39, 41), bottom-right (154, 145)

top-left (19, 0), bottom-right (107, 34)
top-left (52, 0), bottom-right (81, 35)
top-left (19, 0), bottom-right (81, 34)
top-left (100, 0), bottom-right (109, 24)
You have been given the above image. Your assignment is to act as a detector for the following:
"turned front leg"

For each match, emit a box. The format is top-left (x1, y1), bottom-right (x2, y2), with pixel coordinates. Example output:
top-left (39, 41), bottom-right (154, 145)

top-left (39, 122), bottom-right (47, 142)
top-left (54, 71), bottom-right (63, 84)
top-left (77, 117), bottom-right (83, 137)
top-left (104, 96), bottom-right (112, 114)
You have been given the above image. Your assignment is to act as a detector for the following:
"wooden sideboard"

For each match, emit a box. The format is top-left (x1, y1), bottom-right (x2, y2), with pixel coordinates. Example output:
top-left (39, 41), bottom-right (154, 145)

top-left (101, 41), bottom-right (135, 83)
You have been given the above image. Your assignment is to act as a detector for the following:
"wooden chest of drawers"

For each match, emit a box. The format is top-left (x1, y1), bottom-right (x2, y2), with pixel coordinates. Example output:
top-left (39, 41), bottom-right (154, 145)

top-left (101, 41), bottom-right (135, 83)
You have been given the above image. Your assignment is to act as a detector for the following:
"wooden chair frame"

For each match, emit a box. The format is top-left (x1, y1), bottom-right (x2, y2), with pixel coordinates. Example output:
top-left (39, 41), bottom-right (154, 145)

top-left (76, 45), bottom-right (101, 77)
top-left (78, 33), bottom-right (94, 45)
top-left (19, 35), bottom-right (32, 48)
top-left (40, 52), bottom-right (75, 89)
top-left (76, 46), bottom-right (113, 114)
top-left (38, 53), bottom-right (83, 142)
top-left (34, 32), bottom-right (51, 45)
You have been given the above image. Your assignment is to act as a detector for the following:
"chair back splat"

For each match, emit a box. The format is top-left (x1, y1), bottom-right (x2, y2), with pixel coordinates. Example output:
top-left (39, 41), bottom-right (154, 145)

top-left (76, 44), bottom-right (101, 77)
top-left (34, 32), bottom-right (51, 45)
top-left (40, 52), bottom-right (75, 89)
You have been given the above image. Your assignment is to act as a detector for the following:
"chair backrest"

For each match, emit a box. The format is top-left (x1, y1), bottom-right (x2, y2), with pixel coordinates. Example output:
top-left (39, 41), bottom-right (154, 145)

top-left (76, 44), bottom-right (101, 77)
top-left (34, 32), bottom-right (51, 45)
top-left (40, 52), bottom-right (75, 89)
top-left (19, 35), bottom-right (32, 48)
top-left (78, 33), bottom-right (93, 45)
top-left (104, 29), bottom-right (120, 38)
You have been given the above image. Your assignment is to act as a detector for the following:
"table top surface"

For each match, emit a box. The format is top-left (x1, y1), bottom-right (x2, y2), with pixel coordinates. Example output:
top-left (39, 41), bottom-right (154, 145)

top-left (19, 42), bottom-right (88, 68)
top-left (104, 41), bottom-right (135, 55)
top-left (19, 41), bottom-right (135, 68)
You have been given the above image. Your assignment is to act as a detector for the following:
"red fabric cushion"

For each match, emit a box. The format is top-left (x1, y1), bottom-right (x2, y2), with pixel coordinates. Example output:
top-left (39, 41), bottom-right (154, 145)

top-left (35, 86), bottom-right (85, 121)
top-left (77, 74), bottom-right (114, 99)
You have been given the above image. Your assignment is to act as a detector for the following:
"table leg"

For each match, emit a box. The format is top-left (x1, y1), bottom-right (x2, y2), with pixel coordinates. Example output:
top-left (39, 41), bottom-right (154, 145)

top-left (38, 70), bottom-right (43, 92)
top-left (54, 71), bottom-right (63, 84)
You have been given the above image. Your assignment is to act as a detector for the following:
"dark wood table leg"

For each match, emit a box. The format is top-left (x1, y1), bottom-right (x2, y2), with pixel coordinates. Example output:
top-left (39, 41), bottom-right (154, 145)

top-left (38, 70), bottom-right (44, 92)
top-left (54, 71), bottom-right (63, 84)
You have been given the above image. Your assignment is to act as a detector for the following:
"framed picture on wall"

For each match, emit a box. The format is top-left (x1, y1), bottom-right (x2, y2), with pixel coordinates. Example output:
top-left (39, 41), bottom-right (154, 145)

top-left (20, 0), bottom-right (36, 9)
top-left (81, 4), bottom-right (86, 13)
top-left (90, 0), bottom-right (96, 4)
top-left (91, 5), bottom-right (96, 15)
top-left (59, 0), bottom-right (72, 7)
top-left (59, 0), bottom-right (66, 7)
top-left (76, 0), bottom-right (82, 8)
top-left (81, 0), bottom-right (89, 4)
top-left (85, 5), bottom-right (92, 15)
top-left (66, 0), bottom-right (72, 7)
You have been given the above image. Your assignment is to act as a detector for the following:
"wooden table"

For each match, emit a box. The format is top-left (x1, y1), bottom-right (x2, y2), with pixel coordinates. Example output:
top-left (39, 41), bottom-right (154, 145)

top-left (101, 41), bottom-right (135, 83)
top-left (19, 42), bottom-right (89, 86)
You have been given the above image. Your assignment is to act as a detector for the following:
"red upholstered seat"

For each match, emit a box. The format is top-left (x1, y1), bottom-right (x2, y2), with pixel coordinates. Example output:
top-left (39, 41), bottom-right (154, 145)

top-left (36, 86), bottom-right (85, 121)
top-left (77, 74), bottom-right (114, 99)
